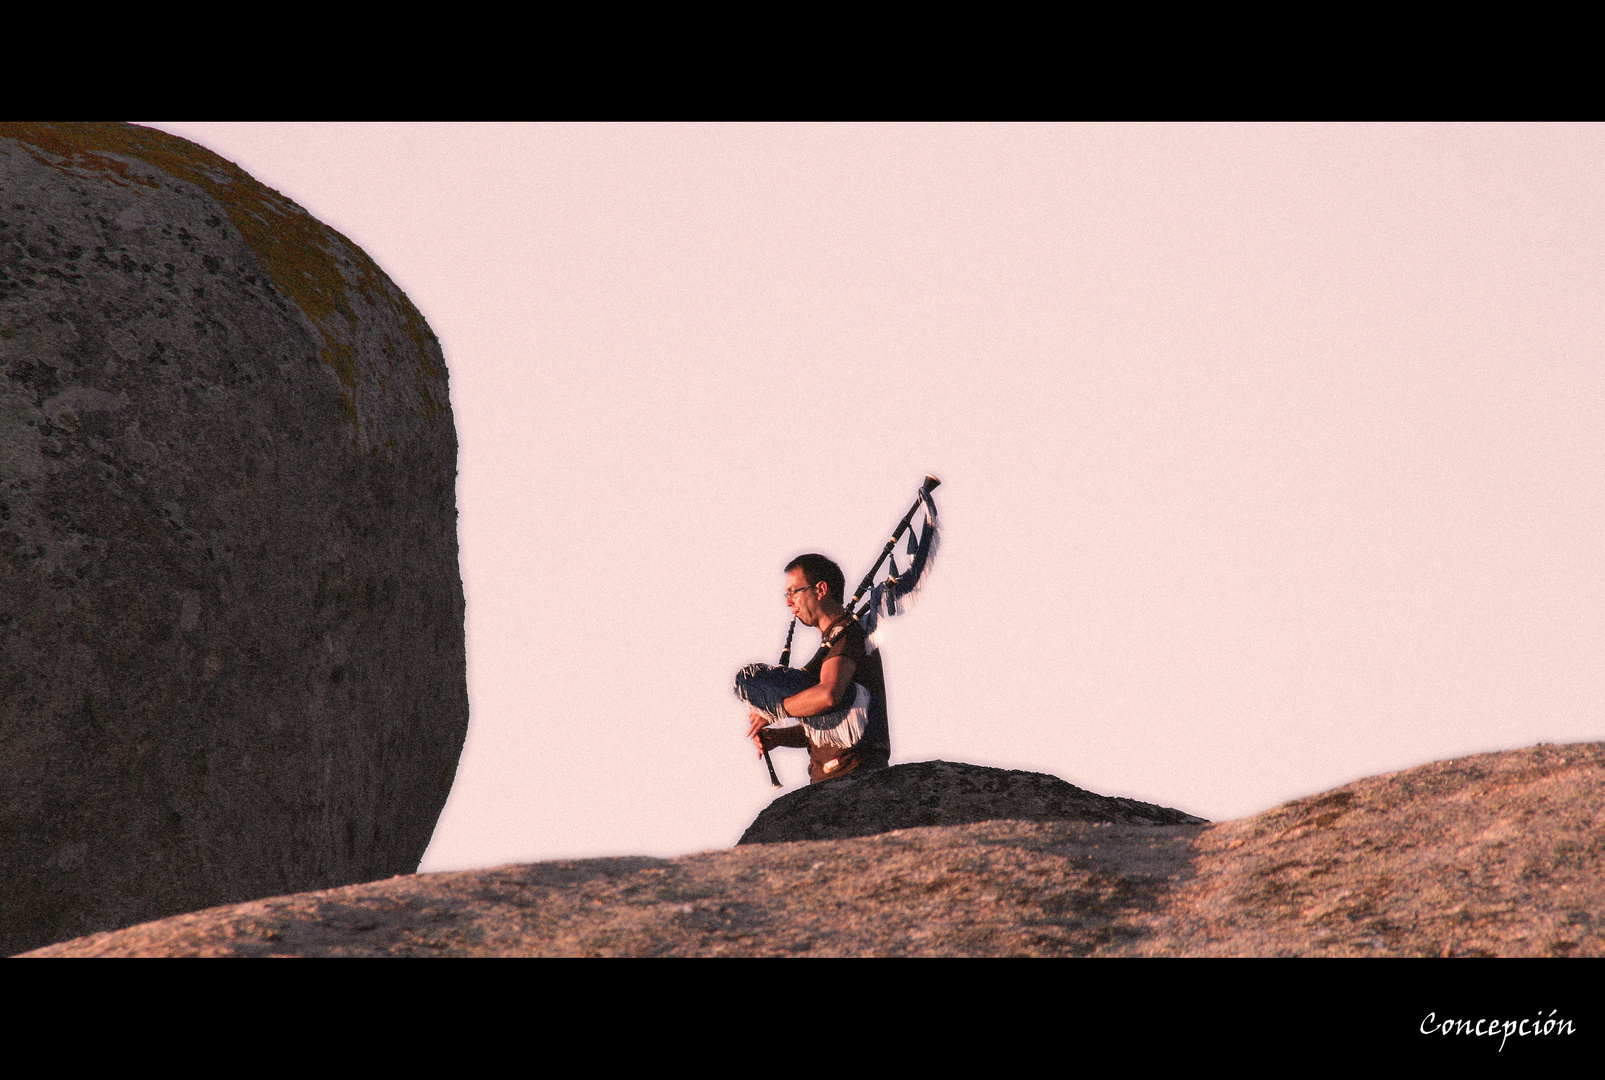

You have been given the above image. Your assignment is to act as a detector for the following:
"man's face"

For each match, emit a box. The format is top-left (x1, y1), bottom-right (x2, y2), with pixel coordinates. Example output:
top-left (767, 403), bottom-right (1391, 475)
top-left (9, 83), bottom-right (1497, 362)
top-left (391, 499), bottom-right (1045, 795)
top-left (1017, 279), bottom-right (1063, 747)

top-left (785, 568), bottom-right (826, 627)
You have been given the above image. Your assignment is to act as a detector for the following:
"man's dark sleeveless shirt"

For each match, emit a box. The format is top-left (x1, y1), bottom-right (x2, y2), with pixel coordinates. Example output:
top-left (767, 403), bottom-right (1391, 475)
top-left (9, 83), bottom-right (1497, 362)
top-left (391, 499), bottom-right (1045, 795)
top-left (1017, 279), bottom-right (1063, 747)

top-left (803, 615), bottom-right (890, 764)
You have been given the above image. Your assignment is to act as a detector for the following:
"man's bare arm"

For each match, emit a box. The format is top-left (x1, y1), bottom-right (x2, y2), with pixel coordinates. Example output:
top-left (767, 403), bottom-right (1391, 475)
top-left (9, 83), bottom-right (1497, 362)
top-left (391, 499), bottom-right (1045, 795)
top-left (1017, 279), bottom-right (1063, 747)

top-left (781, 655), bottom-right (857, 718)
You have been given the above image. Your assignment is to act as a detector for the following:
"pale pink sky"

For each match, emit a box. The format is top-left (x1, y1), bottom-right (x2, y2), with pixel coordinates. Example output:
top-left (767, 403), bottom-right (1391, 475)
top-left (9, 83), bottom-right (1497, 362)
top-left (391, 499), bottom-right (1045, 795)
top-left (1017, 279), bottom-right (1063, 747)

top-left (152, 123), bottom-right (1605, 872)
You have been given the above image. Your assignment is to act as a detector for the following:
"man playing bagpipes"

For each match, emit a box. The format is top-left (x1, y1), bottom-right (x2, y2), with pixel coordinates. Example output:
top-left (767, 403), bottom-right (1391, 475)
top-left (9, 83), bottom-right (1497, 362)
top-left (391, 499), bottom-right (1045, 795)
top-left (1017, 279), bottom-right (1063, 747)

top-left (735, 477), bottom-right (940, 785)
top-left (739, 554), bottom-right (889, 783)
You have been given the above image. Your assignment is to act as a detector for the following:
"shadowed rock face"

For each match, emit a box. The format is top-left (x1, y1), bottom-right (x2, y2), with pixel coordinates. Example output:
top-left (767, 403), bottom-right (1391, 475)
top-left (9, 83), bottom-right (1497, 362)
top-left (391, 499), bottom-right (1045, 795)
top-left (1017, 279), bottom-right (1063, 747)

top-left (0, 123), bottom-right (468, 955)
top-left (736, 760), bottom-right (1206, 845)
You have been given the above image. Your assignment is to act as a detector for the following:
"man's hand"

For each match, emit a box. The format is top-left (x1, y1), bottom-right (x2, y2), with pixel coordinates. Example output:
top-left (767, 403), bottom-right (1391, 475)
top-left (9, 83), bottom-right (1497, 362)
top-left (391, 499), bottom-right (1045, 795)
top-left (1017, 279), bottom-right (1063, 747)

top-left (748, 708), bottom-right (771, 758)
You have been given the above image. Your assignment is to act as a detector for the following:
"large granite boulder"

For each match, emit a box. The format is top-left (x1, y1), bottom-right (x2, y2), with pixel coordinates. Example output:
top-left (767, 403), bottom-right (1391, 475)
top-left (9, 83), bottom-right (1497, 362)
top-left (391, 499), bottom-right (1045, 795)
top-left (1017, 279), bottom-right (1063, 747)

top-left (738, 760), bottom-right (1206, 844)
top-left (0, 123), bottom-right (468, 955)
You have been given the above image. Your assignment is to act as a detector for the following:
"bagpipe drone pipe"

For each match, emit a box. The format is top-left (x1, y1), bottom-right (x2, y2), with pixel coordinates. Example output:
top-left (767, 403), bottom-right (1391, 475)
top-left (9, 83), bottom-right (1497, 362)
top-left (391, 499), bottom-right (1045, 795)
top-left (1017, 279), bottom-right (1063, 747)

top-left (803, 473), bottom-right (942, 667)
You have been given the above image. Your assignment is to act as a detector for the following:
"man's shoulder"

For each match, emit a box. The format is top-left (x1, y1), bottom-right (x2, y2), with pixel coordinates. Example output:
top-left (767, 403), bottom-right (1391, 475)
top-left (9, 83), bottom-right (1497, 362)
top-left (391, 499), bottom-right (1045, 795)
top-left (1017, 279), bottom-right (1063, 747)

top-left (826, 615), bottom-right (869, 656)
top-left (826, 613), bottom-right (865, 641)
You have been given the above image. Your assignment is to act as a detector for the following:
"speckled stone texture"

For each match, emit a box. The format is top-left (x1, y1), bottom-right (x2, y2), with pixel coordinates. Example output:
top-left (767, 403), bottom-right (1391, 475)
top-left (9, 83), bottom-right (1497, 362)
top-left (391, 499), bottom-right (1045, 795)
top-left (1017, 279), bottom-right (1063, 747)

top-left (27, 744), bottom-right (1604, 957)
top-left (0, 123), bottom-right (467, 955)
top-left (737, 760), bottom-right (1206, 845)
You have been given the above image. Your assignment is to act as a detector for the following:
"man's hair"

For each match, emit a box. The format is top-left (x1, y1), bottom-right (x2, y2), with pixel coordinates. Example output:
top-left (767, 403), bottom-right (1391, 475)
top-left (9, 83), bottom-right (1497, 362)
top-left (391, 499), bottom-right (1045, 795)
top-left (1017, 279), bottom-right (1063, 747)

top-left (785, 553), bottom-right (845, 604)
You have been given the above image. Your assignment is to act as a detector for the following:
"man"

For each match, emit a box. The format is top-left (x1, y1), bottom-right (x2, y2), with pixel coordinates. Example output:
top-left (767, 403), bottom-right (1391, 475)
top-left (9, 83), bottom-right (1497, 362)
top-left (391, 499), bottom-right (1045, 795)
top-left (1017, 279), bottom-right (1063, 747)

top-left (734, 553), bottom-right (890, 783)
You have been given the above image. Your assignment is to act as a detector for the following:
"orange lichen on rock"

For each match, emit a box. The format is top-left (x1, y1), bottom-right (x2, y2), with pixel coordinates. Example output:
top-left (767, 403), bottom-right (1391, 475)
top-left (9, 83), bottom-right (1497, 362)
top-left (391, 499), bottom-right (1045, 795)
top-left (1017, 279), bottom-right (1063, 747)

top-left (0, 122), bottom-right (445, 425)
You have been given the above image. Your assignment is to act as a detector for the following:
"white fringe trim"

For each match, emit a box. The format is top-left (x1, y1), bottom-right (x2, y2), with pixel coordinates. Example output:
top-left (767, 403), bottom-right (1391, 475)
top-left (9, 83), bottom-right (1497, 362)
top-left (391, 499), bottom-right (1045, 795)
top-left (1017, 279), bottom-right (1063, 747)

top-left (802, 683), bottom-right (870, 749)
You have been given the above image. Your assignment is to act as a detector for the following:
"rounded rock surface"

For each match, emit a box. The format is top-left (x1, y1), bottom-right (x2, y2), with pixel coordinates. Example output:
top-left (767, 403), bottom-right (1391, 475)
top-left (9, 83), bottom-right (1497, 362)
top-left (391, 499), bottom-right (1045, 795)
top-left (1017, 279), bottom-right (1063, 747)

top-left (0, 123), bottom-right (468, 955)
top-left (737, 760), bottom-right (1206, 845)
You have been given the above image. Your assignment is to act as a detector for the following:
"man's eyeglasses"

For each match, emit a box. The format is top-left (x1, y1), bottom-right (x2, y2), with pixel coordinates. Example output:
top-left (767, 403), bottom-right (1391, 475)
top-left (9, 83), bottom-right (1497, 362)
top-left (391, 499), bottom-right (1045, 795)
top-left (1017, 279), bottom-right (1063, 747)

top-left (784, 584), bottom-right (818, 600)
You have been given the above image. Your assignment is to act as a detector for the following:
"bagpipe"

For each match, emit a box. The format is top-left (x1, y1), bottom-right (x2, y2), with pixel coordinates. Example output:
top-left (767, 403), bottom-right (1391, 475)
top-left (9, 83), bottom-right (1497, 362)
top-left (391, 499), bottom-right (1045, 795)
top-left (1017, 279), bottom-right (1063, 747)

top-left (761, 474), bottom-right (943, 786)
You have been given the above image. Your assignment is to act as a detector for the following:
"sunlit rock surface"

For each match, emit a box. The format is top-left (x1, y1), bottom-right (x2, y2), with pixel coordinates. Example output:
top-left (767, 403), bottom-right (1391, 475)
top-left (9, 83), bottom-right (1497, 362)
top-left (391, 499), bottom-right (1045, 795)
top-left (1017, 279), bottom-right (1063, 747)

top-left (0, 123), bottom-right (467, 955)
top-left (24, 745), bottom-right (1605, 957)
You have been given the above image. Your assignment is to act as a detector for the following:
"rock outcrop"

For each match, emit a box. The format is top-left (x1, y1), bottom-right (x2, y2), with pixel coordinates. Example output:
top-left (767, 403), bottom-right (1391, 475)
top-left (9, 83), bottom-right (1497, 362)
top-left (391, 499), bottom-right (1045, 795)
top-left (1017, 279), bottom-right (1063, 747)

top-left (737, 760), bottom-right (1205, 844)
top-left (0, 123), bottom-right (468, 955)
top-left (23, 745), bottom-right (1604, 957)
